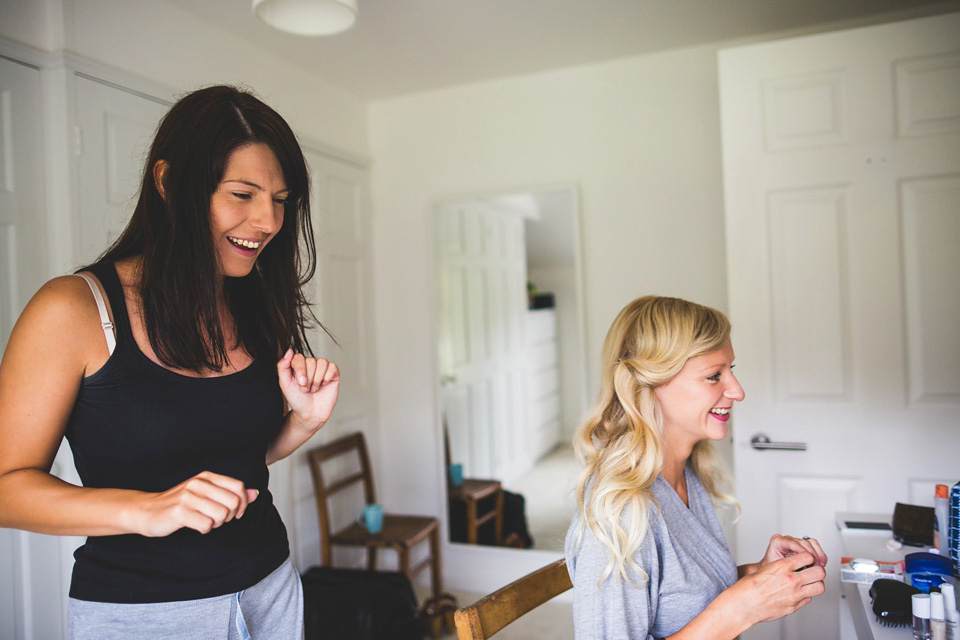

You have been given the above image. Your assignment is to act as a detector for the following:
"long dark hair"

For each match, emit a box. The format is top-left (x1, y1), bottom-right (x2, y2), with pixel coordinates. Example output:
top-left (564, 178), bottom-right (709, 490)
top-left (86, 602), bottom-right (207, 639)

top-left (96, 85), bottom-right (318, 372)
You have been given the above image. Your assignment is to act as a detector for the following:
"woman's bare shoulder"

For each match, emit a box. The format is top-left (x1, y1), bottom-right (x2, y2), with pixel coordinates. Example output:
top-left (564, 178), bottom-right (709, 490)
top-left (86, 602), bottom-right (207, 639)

top-left (26, 274), bottom-right (98, 315)
top-left (5, 274), bottom-right (111, 371)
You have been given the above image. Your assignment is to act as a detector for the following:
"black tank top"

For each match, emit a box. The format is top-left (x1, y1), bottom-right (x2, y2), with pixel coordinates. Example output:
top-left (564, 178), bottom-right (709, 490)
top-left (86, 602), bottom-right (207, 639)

top-left (66, 262), bottom-right (289, 603)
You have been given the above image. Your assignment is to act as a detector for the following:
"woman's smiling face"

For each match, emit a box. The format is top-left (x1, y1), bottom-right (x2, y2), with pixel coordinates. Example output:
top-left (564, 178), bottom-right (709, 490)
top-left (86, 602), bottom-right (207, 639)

top-left (209, 142), bottom-right (288, 278)
top-left (654, 339), bottom-right (745, 448)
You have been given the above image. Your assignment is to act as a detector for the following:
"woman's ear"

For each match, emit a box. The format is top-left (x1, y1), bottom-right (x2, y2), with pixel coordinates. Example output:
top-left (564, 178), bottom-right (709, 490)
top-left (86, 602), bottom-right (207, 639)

top-left (152, 159), bottom-right (169, 200)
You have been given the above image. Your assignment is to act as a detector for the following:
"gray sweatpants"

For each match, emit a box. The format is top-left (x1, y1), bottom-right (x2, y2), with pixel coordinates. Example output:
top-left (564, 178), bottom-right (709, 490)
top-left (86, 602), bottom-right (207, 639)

top-left (66, 558), bottom-right (303, 640)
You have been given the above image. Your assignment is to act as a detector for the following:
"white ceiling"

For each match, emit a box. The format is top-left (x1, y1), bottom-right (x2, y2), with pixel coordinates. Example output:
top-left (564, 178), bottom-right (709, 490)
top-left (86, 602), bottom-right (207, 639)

top-left (164, 0), bottom-right (958, 100)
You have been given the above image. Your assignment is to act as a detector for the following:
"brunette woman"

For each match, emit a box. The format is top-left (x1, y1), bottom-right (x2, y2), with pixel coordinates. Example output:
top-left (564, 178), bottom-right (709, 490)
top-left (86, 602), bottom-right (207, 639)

top-left (0, 85), bottom-right (339, 639)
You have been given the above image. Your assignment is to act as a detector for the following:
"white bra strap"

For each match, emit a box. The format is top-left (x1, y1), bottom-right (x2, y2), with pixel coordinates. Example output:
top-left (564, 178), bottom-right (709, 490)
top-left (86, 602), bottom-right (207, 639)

top-left (76, 273), bottom-right (117, 355)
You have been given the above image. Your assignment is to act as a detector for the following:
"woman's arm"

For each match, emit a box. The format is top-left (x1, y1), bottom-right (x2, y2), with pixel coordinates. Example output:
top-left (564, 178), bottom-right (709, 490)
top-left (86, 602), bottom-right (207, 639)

top-left (265, 349), bottom-right (340, 465)
top-left (668, 552), bottom-right (827, 640)
top-left (0, 277), bottom-right (255, 537)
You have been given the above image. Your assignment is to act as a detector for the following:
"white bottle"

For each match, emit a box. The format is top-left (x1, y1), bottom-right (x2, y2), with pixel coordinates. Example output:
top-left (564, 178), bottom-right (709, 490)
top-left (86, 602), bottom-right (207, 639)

top-left (917, 594), bottom-right (933, 640)
top-left (932, 591), bottom-right (947, 640)
top-left (942, 583), bottom-right (959, 640)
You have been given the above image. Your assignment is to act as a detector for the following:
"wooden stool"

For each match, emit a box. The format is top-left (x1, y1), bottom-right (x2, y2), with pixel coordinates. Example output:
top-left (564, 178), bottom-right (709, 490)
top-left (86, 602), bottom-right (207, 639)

top-left (449, 479), bottom-right (504, 544)
top-left (444, 421), bottom-right (504, 545)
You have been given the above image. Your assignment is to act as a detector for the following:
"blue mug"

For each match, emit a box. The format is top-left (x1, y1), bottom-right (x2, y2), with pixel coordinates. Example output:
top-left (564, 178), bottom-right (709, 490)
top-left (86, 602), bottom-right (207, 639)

top-left (449, 463), bottom-right (464, 487)
top-left (357, 503), bottom-right (384, 534)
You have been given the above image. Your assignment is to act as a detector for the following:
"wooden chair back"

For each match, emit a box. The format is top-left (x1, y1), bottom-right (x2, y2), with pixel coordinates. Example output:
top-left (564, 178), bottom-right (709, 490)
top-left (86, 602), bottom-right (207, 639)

top-left (306, 431), bottom-right (376, 565)
top-left (453, 558), bottom-right (572, 639)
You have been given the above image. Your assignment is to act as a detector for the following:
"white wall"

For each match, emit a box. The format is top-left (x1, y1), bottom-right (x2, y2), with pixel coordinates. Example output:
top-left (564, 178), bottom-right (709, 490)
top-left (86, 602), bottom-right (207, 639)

top-left (0, 0), bottom-right (64, 52)
top-left (368, 45), bottom-right (731, 525)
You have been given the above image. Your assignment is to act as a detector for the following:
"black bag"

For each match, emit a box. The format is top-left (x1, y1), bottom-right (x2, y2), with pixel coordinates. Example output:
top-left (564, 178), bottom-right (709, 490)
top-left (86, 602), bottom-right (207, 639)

top-left (301, 566), bottom-right (425, 640)
top-left (501, 489), bottom-right (534, 548)
top-left (892, 502), bottom-right (935, 547)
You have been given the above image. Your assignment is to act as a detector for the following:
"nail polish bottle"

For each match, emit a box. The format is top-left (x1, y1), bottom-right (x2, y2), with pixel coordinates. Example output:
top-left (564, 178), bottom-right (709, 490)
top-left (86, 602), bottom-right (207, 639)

top-left (942, 583), bottom-right (959, 640)
top-left (915, 593), bottom-right (932, 640)
top-left (932, 591), bottom-right (947, 640)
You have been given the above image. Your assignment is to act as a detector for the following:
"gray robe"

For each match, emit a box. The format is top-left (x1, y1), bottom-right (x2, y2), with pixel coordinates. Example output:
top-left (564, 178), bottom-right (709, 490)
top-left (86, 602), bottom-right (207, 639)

top-left (565, 467), bottom-right (738, 639)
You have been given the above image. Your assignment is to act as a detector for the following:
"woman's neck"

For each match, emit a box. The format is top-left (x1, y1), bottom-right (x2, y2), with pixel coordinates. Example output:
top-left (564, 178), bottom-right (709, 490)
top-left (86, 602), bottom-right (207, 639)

top-left (115, 255), bottom-right (244, 375)
top-left (661, 444), bottom-right (693, 506)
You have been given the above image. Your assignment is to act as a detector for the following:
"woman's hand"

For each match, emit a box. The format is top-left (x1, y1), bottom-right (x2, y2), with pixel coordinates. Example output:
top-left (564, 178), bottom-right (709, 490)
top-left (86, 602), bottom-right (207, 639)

top-left (724, 552), bottom-right (827, 627)
top-left (266, 350), bottom-right (341, 464)
top-left (677, 551), bottom-right (827, 639)
top-left (129, 471), bottom-right (259, 537)
top-left (759, 534), bottom-right (828, 569)
top-left (276, 349), bottom-right (340, 428)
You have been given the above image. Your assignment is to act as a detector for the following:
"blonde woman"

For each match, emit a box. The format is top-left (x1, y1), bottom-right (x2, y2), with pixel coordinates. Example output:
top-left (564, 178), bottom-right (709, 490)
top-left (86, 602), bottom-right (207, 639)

top-left (565, 296), bottom-right (827, 639)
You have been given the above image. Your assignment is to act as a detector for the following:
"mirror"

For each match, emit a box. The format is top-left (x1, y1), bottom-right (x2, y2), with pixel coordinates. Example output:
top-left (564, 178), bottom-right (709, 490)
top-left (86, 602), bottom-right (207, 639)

top-left (435, 185), bottom-right (588, 551)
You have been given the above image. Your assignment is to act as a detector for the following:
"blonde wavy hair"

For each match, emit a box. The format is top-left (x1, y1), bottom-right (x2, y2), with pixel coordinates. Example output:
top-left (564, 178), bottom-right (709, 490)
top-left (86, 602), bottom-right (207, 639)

top-left (572, 296), bottom-right (739, 585)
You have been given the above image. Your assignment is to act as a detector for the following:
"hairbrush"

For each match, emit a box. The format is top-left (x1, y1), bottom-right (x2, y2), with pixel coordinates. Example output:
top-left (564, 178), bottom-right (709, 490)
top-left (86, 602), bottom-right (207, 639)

top-left (869, 578), bottom-right (920, 628)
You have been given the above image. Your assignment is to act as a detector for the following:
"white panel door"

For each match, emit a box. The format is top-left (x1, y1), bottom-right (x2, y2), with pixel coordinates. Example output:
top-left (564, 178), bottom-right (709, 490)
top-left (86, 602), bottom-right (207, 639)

top-left (74, 76), bottom-right (167, 267)
top-left (289, 147), bottom-right (373, 571)
top-left (437, 201), bottom-right (529, 483)
top-left (720, 13), bottom-right (960, 640)
top-left (0, 58), bottom-right (46, 353)
top-left (48, 75), bottom-right (167, 638)
top-left (304, 150), bottom-right (372, 424)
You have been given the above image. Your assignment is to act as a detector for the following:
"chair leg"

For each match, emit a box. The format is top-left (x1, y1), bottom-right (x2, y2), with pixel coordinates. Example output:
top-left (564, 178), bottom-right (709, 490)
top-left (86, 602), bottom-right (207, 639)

top-left (466, 498), bottom-right (478, 544)
top-left (439, 592), bottom-right (458, 634)
top-left (420, 592), bottom-right (460, 638)
top-left (430, 527), bottom-right (442, 599)
top-left (494, 488), bottom-right (504, 545)
top-left (397, 547), bottom-right (410, 577)
top-left (418, 529), bottom-right (455, 637)
top-left (420, 598), bottom-right (445, 639)
top-left (366, 546), bottom-right (377, 570)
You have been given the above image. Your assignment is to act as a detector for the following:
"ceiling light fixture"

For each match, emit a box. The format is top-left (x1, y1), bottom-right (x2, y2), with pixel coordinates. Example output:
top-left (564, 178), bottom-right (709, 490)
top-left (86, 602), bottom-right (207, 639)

top-left (252, 0), bottom-right (357, 37)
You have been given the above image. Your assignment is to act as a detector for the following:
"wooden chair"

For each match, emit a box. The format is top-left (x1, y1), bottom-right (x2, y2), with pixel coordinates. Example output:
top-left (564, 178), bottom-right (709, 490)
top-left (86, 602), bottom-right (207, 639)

top-left (453, 558), bottom-right (573, 639)
top-left (306, 431), bottom-right (443, 600)
top-left (444, 424), bottom-right (504, 545)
